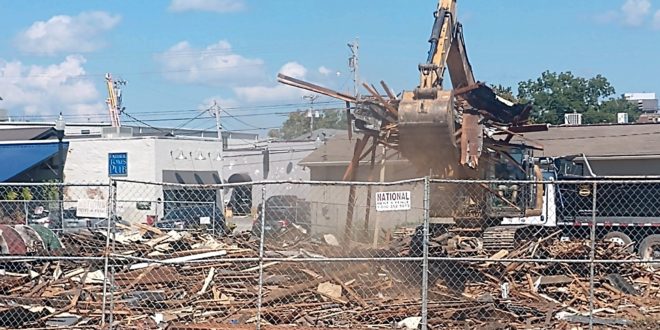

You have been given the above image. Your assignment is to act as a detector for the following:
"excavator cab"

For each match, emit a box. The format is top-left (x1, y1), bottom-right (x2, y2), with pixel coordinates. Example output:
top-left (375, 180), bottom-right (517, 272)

top-left (485, 147), bottom-right (540, 217)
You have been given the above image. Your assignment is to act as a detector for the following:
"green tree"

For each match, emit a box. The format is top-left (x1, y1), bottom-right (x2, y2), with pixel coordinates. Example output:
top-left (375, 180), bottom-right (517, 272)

top-left (267, 128), bottom-right (282, 139)
top-left (597, 96), bottom-right (640, 122)
top-left (276, 109), bottom-right (347, 140)
top-left (279, 111), bottom-right (309, 139)
top-left (516, 71), bottom-right (637, 124)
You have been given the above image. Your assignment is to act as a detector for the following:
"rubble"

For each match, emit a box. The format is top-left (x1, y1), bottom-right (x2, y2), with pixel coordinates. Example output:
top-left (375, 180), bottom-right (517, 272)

top-left (0, 224), bottom-right (658, 329)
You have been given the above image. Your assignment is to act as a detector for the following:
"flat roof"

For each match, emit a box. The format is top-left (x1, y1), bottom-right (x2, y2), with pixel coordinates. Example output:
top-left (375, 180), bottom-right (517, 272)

top-left (0, 122), bottom-right (258, 140)
top-left (517, 123), bottom-right (660, 158)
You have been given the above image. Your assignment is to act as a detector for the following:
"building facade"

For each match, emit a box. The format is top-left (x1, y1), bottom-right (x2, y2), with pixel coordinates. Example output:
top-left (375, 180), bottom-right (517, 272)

top-left (625, 93), bottom-right (659, 113)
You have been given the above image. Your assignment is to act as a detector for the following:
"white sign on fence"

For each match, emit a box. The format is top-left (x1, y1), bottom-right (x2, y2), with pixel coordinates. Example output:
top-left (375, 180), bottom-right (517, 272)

top-left (76, 199), bottom-right (108, 218)
top-left (375, 191), bottom-right (411, 211)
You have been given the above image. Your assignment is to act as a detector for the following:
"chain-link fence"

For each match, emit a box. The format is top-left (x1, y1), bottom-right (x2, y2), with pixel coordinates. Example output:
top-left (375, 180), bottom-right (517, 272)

top-left (1, 178), bottom-right (659, 329)
top-left (0, 182), bottom-right (114, 329)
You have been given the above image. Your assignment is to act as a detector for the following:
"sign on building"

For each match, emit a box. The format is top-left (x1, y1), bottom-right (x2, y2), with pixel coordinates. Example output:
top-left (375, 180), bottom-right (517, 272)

top-left (375, 191), bottom-right (411, 211)
top-left (76, 199), bottom-right (108, 218)
top-left (108, 152), bottom-right (128, 177)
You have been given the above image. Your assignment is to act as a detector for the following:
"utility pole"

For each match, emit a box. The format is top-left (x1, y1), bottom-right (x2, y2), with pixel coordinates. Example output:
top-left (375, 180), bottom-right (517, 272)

top-left (211, 100), bottom-right (226, 219)
top-left (303, 95), bottom-right (319, 138)
top-left (212, 100), bottom-right (223, 149)
top-left (348, 38), bottom-right (360, 99)
top-left (105, 73), bottom-right (126, 128)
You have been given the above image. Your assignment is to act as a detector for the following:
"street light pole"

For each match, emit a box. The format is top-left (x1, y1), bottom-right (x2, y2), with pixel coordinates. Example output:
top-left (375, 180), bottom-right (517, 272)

top-left (303, 95), bottom-right (319, 138)
top-left (211, 101), bottom-right (226, 220)
top-left (55, 113), bottom-right (66, 231)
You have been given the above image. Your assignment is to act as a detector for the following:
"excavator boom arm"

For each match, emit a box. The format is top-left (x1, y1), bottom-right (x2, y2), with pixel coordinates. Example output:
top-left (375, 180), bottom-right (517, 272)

top-left (420, 0), bottom-right (475, 92)
top-left (420, 0), bottom-right (456, 90)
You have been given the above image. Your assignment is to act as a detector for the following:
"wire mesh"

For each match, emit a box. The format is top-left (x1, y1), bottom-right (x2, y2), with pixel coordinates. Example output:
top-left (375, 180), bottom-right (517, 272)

top-left (1, 179), bottom-right (659, 329)
top-left (0, 182), bottom-right (111, 329)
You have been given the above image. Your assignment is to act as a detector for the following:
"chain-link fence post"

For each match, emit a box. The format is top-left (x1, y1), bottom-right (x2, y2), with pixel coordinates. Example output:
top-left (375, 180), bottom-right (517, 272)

top-left (256, 183), bottom-right (267, 330)
top-left (212, 202), bottom-right (216, 235)
top-left (59, 181), bottom-right (65, 235)
top-left (421, 176), bottom-right (430, 330)
top-left (23, 200), bottom-right (28, 226)
top-left (588, 181), bottom-right (598, 330)
top-left (101, 180), bottom-right (117, 328)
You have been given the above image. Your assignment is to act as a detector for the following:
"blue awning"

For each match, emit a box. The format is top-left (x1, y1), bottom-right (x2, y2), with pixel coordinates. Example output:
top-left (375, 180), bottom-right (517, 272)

top-left (0, 142), bottom-right (68, 182)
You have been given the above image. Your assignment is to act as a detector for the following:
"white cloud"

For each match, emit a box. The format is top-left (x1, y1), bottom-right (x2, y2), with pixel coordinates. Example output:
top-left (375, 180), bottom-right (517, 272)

top-left (15, 11), bottom-right (120, 55)
top-left (169, 0), bottom-right (245, 13)
top-left (653, 10), bottom-right (660, 29)
top-left (598, 0), bottom-right (653, 26)
top-left (232, 85), bottom-right (305, 104)
top-left (195, 61), bottom-right (346, 131)
top-left (279, 62), bottom-right (307, 79)
top-left (232, 62), bottom-right (308, 103)
top-left (158, 40), bottom-right (265, 86)
top-left (621, 0), bottom-right (651, 26)
top-left (0, 55), bottom-right (104, 117)
top-left (318, 66), bottom-right (332, 76)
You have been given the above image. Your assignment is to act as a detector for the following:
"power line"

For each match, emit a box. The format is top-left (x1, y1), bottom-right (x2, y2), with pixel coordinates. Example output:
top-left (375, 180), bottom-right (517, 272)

top-left (173, 107), bottom-right (211, 130)
top-left (13, 107), bottom-right (347, 126)
top-left (11, 101), bottom-right (345, 119)
top-left (120, 107), bottom-right (347, 130)
top-left (221, 108), bottom-right (270, 130)
top-left (121, 112), bottom-right (168, 134)
top-left (7, 99), bottom-right (348, 133)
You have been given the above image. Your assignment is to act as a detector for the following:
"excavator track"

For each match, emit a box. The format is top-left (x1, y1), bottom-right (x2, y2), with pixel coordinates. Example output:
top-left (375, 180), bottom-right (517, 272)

top-left (482, 225), bottom-right (527, 251)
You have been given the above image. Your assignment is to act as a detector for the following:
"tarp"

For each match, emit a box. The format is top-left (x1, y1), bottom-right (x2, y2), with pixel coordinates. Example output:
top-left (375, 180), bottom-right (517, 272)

top-left (0, 142), bottom-right (68, 182)
top-left (29, 224), bottom-right (63, 251)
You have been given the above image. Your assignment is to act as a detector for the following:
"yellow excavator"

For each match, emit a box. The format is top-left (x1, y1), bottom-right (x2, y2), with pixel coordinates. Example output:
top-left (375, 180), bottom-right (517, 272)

top-left (399, 0), bottom-right (479, 179)
top-left (278, 0), bottom-right (548, 251)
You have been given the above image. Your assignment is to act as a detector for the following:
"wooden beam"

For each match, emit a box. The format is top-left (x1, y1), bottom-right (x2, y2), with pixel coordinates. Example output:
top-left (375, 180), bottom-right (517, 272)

top-left (380, 80), bottom-right (397, 101)
top-left (277, 73), bottom-right (356, 103)
top-left (362, 82), bottom-right (398, 117)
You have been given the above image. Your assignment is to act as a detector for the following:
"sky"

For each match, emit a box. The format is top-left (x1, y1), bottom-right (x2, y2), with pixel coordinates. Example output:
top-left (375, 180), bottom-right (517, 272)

top-left (0, 0), bottom-right (659, 134)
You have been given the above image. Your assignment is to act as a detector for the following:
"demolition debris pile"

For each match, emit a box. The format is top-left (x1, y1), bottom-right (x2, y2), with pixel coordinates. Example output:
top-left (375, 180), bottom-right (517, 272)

top-left (0, 225), bottom-right (658, 329)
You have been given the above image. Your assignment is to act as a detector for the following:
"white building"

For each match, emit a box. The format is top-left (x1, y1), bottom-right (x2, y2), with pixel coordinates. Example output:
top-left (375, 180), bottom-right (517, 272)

top-left (62, 134), bottom-right (320, 223)
top-left (625, 93), bottom-right (658, 113)
top-left (0, 121), bottom-right (333, 224)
